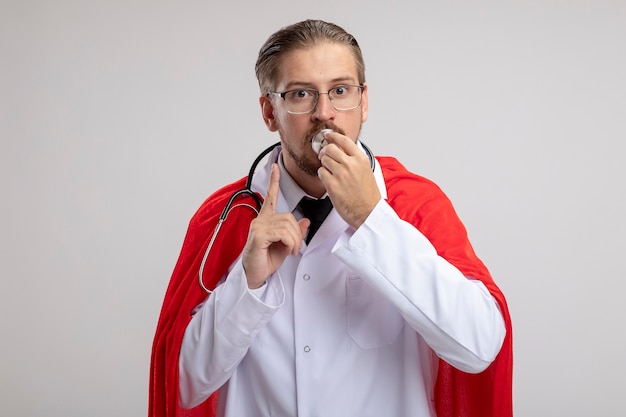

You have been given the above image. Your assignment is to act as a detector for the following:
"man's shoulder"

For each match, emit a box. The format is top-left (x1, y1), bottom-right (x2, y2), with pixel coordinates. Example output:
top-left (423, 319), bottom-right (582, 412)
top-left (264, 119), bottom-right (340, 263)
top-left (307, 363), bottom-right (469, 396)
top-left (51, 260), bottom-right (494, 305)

top-left (188, 176), bottom-right (249, 226)
top-left (377, 156), bottom-right (443, 196)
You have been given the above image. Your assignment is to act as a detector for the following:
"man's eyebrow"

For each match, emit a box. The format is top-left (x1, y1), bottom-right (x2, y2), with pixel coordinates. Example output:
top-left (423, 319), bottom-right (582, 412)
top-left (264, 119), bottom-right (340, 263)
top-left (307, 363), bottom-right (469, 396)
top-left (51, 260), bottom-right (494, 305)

top-left (282, 77), bottom-right (358, 90)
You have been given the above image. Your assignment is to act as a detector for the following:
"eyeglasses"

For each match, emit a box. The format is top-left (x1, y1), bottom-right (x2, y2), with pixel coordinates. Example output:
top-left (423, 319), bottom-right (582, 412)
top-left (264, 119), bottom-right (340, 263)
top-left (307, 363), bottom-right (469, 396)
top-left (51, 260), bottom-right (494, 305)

top-left (267, 84), bottom-right (364, 114)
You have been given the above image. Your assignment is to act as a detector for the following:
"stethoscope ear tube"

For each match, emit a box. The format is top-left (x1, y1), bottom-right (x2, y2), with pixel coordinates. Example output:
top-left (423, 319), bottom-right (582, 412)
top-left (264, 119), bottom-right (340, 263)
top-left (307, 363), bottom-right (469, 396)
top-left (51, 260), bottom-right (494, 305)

top-left (200, 196), bottom-right (260, 294)
top-left (245, 142), bottom-right (281, 191)
top-left (200, 142), bottom-right (279, 293)
top-left (199, 140), bottom-right (374, 294)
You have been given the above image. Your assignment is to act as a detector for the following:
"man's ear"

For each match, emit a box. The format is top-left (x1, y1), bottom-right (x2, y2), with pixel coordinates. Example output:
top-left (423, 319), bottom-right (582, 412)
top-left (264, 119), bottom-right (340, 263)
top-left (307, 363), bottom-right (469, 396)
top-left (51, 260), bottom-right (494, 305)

top-left (260, 96), bottom-right (278, 132)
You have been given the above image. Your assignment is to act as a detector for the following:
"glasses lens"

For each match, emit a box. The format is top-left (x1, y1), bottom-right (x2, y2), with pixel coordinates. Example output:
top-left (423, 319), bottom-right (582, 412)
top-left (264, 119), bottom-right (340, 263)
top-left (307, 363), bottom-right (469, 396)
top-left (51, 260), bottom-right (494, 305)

top-left (329, 85), bottom-right (362, 110)
top-left (284, 89), bottom-right (317, 114)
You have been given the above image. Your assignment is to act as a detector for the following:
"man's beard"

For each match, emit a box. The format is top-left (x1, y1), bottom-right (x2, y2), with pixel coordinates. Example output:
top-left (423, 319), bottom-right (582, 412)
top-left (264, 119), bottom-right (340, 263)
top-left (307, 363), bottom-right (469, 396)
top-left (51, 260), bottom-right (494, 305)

top-left (281, 123), bottom-right (351, 177)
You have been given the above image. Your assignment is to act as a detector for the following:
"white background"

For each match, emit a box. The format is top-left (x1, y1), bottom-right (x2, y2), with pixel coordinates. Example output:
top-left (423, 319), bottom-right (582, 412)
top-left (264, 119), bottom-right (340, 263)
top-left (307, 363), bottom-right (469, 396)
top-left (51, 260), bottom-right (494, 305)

top-left (2, 1), bottom-right (625, 416)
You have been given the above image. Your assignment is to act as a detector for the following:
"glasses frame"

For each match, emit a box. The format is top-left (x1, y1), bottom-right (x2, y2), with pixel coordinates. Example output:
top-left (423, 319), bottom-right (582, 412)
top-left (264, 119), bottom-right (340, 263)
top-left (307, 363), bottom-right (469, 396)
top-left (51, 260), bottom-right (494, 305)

top-left (267, 84), bottom-right (365, 114)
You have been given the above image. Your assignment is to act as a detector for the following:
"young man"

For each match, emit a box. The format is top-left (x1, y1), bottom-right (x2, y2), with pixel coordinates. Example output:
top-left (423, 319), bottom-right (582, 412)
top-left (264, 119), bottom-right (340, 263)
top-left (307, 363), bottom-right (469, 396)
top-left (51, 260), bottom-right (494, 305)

top-left (150, 19), bottom-right (512, 417)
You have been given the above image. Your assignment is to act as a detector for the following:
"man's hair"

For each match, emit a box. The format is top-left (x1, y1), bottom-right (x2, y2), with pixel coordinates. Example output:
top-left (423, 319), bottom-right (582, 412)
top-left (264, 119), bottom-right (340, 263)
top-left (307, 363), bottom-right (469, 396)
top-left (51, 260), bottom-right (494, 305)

top-left (255, 19), bottom-right (365, 94)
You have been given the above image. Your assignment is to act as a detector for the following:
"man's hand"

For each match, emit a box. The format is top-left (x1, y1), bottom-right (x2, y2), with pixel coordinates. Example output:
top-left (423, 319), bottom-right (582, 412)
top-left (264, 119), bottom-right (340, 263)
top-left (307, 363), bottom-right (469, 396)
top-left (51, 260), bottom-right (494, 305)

top-left (242, 163), bottom-right (310, 289)
top-left (318, 133), bottom-right (381, 229)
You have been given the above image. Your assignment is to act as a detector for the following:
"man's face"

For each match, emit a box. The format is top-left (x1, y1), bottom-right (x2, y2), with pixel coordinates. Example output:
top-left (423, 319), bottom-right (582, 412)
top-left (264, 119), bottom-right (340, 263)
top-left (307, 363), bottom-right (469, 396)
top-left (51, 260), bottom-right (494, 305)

top-left (260, 42), bottom-right (368, 180)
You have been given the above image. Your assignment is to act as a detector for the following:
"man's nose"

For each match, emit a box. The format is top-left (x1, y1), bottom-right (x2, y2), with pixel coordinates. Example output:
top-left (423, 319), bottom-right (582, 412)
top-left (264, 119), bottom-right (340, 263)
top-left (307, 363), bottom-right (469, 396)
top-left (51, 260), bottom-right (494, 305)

top-left (311, 93), bottom-right (336, 121)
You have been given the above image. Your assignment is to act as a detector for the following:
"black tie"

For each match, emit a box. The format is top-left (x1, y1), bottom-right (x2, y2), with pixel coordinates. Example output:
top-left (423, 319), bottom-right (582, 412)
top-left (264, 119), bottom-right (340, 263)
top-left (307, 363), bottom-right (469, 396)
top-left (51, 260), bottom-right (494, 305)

top-left (299, 196), bottom-right (333, 244)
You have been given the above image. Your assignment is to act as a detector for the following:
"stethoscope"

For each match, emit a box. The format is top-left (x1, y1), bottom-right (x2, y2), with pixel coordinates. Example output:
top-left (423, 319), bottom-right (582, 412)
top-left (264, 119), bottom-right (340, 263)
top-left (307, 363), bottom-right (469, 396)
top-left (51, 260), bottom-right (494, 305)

top-left (198, 141), bottom-right (376, 293)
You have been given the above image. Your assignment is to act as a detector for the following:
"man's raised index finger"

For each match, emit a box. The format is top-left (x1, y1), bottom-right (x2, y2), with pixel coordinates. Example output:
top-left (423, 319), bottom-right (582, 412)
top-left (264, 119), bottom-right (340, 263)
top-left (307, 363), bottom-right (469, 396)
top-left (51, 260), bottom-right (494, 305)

top-left (259, 163), bottom-right (280, 215)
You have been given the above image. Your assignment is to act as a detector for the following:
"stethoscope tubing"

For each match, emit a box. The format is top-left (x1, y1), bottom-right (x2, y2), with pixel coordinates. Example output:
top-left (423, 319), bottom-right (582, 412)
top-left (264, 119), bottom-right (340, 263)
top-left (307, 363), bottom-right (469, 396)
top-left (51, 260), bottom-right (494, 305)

top-left (199, 141), bottom-right (374, 293)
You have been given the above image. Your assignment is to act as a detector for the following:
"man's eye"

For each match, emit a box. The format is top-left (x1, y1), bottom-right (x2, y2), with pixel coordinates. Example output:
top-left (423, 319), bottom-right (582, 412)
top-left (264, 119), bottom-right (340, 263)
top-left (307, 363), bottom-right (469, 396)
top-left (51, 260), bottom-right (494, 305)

top-left (291, 89), bottom-right (312, 100)
top-left (333, 86), bottom-right (347, 96)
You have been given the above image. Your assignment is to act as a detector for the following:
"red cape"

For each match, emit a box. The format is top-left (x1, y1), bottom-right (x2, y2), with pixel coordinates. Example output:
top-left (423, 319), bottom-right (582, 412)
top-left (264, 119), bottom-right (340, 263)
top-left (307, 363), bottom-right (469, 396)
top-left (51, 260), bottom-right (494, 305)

top-left (149, 156), bottom-right (513, 417)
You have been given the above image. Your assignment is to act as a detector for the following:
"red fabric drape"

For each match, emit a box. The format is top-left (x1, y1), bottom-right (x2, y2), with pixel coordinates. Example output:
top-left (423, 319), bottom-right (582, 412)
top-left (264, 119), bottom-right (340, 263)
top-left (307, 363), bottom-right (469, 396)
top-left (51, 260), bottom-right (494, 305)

top-left (148, 156), bottom-right (513, 417)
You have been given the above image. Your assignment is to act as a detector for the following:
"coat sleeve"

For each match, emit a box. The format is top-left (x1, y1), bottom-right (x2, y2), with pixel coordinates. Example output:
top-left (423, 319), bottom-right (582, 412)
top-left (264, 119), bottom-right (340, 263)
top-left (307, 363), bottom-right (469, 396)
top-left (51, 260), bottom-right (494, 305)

top-left (379, 156), bottom-right (513, 417)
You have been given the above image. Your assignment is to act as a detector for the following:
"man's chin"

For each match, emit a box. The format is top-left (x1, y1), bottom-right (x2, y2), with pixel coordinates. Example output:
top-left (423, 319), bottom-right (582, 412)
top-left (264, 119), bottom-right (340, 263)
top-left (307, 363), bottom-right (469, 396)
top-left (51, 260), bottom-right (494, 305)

top-left (297, 159), bottom-right (321, 177)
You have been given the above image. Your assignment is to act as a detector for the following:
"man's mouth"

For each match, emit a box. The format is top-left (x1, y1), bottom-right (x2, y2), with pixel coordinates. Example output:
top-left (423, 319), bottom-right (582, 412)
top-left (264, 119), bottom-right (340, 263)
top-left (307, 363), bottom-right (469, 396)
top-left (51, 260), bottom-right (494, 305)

top-left (311, 129), bottom-right (333, 154)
